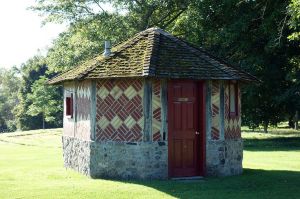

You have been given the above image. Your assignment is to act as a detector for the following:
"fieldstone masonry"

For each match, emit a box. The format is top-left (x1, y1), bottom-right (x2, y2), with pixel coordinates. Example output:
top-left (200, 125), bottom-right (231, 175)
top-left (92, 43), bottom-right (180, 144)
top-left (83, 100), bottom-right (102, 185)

top-left (206, 139), bottom-right (243, 176)
top-left (62, 136), bottom-right (168, 179)
top-left (89, 140), bottom-right (168, 179)
top-left (62, 136), bottom-right (91, 175)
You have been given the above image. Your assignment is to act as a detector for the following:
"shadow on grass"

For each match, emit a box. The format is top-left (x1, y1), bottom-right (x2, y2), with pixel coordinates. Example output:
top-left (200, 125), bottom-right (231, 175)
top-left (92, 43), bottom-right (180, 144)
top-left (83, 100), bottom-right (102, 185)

top-left (106, 169), bottom-right (300, 199)
top-left (268, 131), bottom-right (300, 136)
top-left (242, 129), bottom-right (300, 136)
top-left (244, 137), bottom-right (300, 151)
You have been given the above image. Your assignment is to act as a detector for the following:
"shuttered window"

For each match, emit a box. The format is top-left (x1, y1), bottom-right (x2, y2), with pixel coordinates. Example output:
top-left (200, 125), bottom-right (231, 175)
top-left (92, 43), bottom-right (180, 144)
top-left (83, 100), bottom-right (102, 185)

top-left (229, 82), bottom-right (238, 117)
top-left (66, 94), bottom-right (73, 118)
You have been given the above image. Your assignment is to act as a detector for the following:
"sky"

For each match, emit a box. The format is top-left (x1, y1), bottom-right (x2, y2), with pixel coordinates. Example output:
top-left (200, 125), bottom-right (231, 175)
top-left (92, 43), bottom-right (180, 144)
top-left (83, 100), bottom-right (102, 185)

top-left (0, 1), bottom-right (66, 69)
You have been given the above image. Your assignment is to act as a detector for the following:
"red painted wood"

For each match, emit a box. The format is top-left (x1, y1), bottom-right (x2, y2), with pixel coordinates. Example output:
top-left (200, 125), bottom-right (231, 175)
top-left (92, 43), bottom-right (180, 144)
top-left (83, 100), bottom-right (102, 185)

top-left (70, 93), bottom-right (73, 118)
top-left (66, 93), bottom-right (73, 118)
top-left (168, 80), bottom-right (205, 177)
top-left (199, 82), bottom-right (206, 176)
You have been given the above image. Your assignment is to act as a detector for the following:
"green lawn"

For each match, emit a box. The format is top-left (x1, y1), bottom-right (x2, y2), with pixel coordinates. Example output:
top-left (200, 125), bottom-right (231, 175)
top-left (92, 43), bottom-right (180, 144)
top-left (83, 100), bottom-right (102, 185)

top-left (0, 128), bottom-right (300, 199)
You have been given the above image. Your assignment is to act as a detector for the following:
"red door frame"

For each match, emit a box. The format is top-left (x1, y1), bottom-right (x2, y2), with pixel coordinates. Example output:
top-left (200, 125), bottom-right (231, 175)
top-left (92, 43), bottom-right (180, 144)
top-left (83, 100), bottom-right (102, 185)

top-left (167, 80), bottom-right (206, 178)
top-left (199, 81), bottom-right (206, 176)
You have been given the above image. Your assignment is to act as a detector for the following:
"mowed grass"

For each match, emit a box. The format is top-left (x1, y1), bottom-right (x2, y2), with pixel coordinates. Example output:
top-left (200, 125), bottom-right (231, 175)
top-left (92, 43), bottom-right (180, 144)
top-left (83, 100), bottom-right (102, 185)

top-left (0, 128), bottom-right (300, 199)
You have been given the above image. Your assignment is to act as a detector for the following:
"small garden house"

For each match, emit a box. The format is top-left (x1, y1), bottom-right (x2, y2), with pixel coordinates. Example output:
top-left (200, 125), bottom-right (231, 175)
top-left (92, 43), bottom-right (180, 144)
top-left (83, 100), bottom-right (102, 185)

top-left (49, 27), bottom-right (258, 179)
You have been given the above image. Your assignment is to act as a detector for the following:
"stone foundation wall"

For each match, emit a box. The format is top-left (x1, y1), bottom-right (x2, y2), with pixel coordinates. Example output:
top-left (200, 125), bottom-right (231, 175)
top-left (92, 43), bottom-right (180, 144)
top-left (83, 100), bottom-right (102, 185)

top-left (63, 137), bottom-right (242, 179)
top-left (62, 136), bottom-right (168, 179)
top-left (62, 136), bottom-right (91, 175)
top-left (206, 139), bottom-right (243, 176)
top-left (90, 140), bottom-right (168, 179)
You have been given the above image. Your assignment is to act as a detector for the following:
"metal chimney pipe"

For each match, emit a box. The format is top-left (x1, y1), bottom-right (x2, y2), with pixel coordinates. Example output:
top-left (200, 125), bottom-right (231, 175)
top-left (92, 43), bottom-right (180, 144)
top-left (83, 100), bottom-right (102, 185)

top-left (103, 41), bottom-right (111, 57)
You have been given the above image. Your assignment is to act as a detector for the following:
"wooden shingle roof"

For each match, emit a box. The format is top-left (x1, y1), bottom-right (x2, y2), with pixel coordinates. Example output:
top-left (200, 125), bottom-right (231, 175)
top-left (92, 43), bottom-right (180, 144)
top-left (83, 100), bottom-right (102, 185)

top-left (48, 27), bottom-right (258, 84)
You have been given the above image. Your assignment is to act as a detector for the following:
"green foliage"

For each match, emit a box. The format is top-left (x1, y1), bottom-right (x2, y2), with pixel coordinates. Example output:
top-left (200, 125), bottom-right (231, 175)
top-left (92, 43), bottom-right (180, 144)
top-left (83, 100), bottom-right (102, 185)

top-left (31, 0), bottom-right (191, 29)
top-left (27, 77), bottom-right (63, 129)
top-left (8, 0), bottom-right (297, 131)
top-left (112, 0), bottom-right (191, 30)
top-left (172, 0), bottom-right (300, 131)
top-left (33, 0), bottom-right (192, 74)
top-left (46, 15), bottom-right (135, 73)
top-left (0, 67), bottom-right (21, 132)
top-left (14, 56), bottom-right (63, 130)
top-left (288, 0), bottom-right (300, 41)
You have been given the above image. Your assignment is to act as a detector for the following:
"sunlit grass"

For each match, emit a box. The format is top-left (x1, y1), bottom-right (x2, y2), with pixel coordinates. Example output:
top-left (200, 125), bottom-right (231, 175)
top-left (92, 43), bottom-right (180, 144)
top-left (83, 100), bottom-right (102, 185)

top-left (0, 128), bottom-right (299, 199)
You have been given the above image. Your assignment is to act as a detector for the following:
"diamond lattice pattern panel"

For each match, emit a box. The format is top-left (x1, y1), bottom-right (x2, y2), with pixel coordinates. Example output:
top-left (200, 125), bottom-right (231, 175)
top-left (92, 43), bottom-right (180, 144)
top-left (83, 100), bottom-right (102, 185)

top-left (76, 80), bottom-right (92, 140)
top-left (76, 80), bottom-right (91, 121)
top-left (96, 79), bottom-right (144, 142)
top-left (152, 80), bottom-right (161, 141)
top-left (224, 83), bottom-right (241, 139)
top-left (211, 81), bottom-right (220, 140)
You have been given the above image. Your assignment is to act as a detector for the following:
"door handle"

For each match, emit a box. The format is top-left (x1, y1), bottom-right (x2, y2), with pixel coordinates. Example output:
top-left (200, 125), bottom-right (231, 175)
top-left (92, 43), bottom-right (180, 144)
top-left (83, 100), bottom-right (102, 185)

top-left (195, 131), bottom-right (200, 135)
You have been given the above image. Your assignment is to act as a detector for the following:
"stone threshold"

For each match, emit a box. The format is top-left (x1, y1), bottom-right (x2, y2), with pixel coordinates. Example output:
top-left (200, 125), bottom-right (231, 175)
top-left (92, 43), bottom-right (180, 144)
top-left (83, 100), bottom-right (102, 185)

top-left (171, 176), bottom-right (204, 181)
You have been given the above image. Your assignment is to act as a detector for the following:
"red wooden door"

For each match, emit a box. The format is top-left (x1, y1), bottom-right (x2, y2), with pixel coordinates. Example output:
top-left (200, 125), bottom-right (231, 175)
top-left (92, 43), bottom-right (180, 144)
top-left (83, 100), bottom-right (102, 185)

top-left (168, 81), bottom-right (203, 177)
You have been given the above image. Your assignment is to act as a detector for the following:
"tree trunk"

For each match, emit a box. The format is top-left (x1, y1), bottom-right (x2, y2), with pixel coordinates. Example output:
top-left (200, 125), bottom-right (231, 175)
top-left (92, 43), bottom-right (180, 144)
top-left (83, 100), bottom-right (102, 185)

top-left (42, 113), bottom-right (45, 130)
top-left (295, 111), bottom-right (299, 130)
top-left (289, 117), bottom-right (295, 129)
top-left (263, 122), bottom-right (268, 133)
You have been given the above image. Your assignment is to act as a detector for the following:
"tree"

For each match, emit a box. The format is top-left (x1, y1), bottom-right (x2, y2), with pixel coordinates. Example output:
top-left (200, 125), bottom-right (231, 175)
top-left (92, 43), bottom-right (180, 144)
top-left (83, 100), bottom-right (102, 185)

top-left (46, 15), bottom-right (135, 73)
top-left (30, 0), bottom-right (300, 132)
top-left (31, 0), bottom-right (191, 30)
top-left (27, 77), bottom-right (62, 129)
top-left (14, 56), bottom-right (63, 130)
top-left (288, 0), bottom-right (300, 41)
top-left (32, 0), bottom-right (192, 74)
top-left (173, 0), bottom-right (300, 132)
top-left (0, 67), bottom-right (21, 132)
top-left (286, 0), bottom-right (300, 129)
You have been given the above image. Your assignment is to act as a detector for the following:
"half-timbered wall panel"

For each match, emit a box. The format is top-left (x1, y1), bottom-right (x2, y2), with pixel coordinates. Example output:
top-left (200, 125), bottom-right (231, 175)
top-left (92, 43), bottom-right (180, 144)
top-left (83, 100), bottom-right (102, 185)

top-left (75, 80), bottom-right (92, 140)
top-left (211, 81), bottom-right (221, 140)
top-left (224, 83), bottom-right (241, 139)
top-left (63, 80), bottom-right (92, 140)
top-left (152, 80), bottom-right (162, 141)
top-left (96, 79), bottom-right (144, 142)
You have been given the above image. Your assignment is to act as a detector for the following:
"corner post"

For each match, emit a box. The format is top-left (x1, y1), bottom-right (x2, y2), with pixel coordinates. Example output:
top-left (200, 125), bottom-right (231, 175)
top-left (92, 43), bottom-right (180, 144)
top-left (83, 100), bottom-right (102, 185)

top-left (219, 80), bottom-right (225, 140)
top-left (74, 80), bottom-right (78, 137)
top-left (90, 80), bottom-right (97, 141)
top-left (160, 79), bottom-right (168, 141)
top-left (205, 80), bottom-right (212, 141)
top-left (143, 78), bottom-right (152, 141)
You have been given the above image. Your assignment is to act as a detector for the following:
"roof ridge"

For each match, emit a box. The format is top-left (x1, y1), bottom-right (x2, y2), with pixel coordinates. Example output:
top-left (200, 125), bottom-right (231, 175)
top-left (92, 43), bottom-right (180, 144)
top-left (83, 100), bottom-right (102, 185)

top-left (142, 29), bottom-right (161, 76)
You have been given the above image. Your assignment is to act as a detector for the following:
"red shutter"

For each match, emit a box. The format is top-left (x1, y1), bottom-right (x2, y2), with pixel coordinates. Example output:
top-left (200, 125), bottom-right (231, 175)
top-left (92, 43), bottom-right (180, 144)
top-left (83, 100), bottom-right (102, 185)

top-left (66, 94), bottom-right (73, 118)
top-left (70, 93), bottom-right (73, 118)
top-left (66, 97), bottom-right (70, 116)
